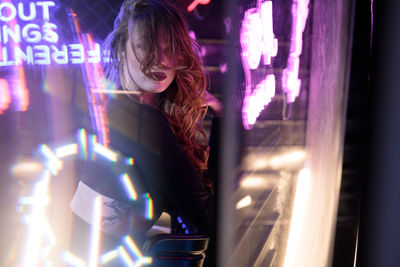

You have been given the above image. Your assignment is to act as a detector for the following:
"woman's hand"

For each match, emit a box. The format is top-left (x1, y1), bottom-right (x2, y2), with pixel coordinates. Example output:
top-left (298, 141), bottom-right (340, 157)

top-left (203, 90), bottom-right (223, 117)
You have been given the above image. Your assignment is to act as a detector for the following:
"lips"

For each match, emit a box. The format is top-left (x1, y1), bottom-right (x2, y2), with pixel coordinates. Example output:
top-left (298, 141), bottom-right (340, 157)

top-left (152, 72), bottom-right (167, 81)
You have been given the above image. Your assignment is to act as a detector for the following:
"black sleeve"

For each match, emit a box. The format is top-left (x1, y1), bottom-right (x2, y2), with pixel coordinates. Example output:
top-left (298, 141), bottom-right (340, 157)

top-left (156, 114), bottom-right (215, 233)
top-left (104, 96), bottom-right (214, 234)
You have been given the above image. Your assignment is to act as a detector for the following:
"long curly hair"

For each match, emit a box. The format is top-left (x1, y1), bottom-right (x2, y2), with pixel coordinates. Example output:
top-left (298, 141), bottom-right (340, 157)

top-left (103, 0), bottom-right (211, 188)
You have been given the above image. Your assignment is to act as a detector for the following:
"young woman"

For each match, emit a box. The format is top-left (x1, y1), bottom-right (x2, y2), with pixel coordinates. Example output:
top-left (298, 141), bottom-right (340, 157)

top-left (70, 0), bottom-right (221, 251)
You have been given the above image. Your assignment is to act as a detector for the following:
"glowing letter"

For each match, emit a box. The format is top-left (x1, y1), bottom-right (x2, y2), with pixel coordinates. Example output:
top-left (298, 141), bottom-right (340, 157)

top-left (15, 46), bottom-right (33, 65)
top-left (18, 2), bottom-right (36, 21)
top-left (261, 1), bottom-right (278, 65)
top-left (22, 24), bottom-right (41, 43)
top-left (43, 23), bottom-right (58, 43)
top-left (240, 8), bottom-right (262, 70)
top-left (281, 0), bottom-right (310, 103)
top-left (2, 25), bottom-right (21, 44)
top-left (51, 45), bottom-right (68, 64)
top-left (240, 1), bottom-right (278, 129)
top-left (34, 45), bottom-right (50, 65)
top-left (36, 1), bottom-right (55, 21)
top-left (0, 2), bottom-right (17, 22)
top-left (69, 44), bottom-right (84, 64)
top-left (87, 43), bottom-right (100, 63)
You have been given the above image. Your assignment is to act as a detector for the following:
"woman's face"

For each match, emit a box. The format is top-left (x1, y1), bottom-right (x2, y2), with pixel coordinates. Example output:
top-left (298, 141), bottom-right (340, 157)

top-left (120, 27), bottom-right (176, 94)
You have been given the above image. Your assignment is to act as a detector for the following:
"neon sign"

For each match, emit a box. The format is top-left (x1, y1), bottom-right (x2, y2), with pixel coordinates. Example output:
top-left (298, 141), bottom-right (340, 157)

top-left (0, 1), bottom-right (102, 66)
top-left (241, 1), bottom-right (278, 129)
top-left (282, 0), bottom-right (310, 103)
top-left (240, 0), bottom-right (310, 129)
top-left (187, 0), bottom-right (211, 12)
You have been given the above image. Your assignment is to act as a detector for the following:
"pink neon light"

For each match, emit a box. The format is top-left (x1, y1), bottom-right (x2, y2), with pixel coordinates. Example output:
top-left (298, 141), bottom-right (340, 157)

top-left (187, 0), bottom-right (211, 12)
top-left (4, 0), bottom-right (30, 112)
top-left (70, 11), bottom-right (109, 146)
top-left (240, 1), bottom-right (278, 129)
top-left (0, 78), bottom-right (11, 114)
top-left (281, 0), bottom-right (310, 103)
top-left (15, 66), bottom-right (29, 111)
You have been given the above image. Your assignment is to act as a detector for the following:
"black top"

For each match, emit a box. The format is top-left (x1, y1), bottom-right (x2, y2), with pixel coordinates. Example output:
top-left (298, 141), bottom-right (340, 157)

top-left (79, 94), bottom-right (216, 239)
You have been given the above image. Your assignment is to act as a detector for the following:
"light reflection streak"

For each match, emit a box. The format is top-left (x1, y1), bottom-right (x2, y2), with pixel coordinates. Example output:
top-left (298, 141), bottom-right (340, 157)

top-left (77, 128), bottom-right (88, 160)
top-left (125, 157), bottom-right (134, 166)
top-left (21, 170), bottom-right (51, 267)
top-left (68, 10), bottom-right (109, 146)
top-left (121, 173), bottom-right (138, 201)
top-left (93, 142), bottom-right (118, 162)
top-left (62, 251), bottom-right (86, 267)
top-left (55, 143), bottom-right (78, 158)
top-left (283, 168), bottom-right (311, 267)
top-left (136, 257), bottom-right (152, 266)
top-left (123, 235), bottom-right (143, 258)
top-left (236, 195), bottom-right (252, 210)
top-left (143, 193), bottom-right (153, 220)
top-left (118, 245), bottom-right (135, 267)
top-left (39, 144), bottom-right (63, 175)
top-left (100, 249), bottom-right (119, 264)
top-left (88, 196), bottom-right (102, 267)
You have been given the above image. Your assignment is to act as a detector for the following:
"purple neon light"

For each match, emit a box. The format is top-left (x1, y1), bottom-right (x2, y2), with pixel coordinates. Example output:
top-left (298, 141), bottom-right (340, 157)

top-left (281, 0), bottom-right (310, 103)
top-left (240, 1), bottom-right (278, 129)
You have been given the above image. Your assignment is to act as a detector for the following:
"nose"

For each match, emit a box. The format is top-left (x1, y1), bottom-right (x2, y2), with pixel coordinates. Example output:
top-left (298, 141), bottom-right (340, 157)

top-left (157, 48), bottom-right (171, 68)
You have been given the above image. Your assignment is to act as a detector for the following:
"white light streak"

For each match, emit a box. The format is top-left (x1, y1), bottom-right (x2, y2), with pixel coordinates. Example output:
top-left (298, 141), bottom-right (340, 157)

top-left (11, 160), bottom-right (43, 176)
top-left (269, 150), bottom-right (306, 169)
top-left (100, 249), bottom-right (119, 264)
top-left (62, 251), bottom-right (86, 267)
top-left (56, 143), bottom-right (78, 158)
top-left (283, 168), bottom-right (311, 267)
top-left (236, 195), bottom-right (252, 210)
top-left (88, 196), bottom-right (102, 267)
top-left (136, 257), bottom-right (152, 266)
top-left (39, 144), bottom-right (63, 174)
top-left (94, 143), bottom-right (117, 162)
top-left (118, 246), bottom-right (135, 267)
top-left (124, 235), bottom-right (143, 258)
top-left (240, 175), bottom-right (270, 188)
top-left (22, 170), bottom-right (51, 267)
top-left (121, 174), bottom-right (138, 201)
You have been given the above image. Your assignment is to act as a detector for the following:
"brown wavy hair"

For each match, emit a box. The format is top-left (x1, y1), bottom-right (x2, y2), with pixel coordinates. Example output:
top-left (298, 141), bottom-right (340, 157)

top-left (103, 0), bottom-right (211, 188)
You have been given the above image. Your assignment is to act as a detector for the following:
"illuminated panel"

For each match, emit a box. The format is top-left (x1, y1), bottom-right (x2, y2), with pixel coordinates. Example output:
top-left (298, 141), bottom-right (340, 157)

top-left (187, 0), bottom-right (211, 12)
top-left (240, 1), bottom-right (278, 129)
top-left (281, 0), bottom-right (310, 103)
